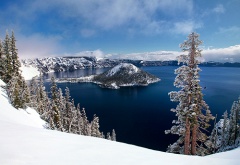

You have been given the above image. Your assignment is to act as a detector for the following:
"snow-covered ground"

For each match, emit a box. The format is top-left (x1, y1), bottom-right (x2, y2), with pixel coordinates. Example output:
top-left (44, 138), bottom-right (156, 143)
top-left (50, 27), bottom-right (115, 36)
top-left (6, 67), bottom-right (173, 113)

top-left (20, 65), bottom-right (40, 80)
top-left (0, 80), bottom-right (239, 164)
top-left (106, 63), bottom-right (139, 77)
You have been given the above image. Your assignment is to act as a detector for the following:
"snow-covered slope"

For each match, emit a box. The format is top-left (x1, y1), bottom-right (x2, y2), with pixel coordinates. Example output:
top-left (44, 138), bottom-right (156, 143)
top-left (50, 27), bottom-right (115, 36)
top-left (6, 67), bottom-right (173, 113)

top-left (0, 81), bottom-right (239, 165)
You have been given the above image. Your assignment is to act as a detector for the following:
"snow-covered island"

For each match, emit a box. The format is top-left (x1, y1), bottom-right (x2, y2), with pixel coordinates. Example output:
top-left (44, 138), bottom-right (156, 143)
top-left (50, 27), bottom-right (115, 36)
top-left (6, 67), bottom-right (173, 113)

top-left (56, 63), bottom-right (160, 89)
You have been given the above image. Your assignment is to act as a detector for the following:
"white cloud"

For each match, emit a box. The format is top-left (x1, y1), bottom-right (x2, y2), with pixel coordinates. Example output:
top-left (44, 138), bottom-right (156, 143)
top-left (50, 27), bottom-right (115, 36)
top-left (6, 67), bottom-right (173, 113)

top-left (213, 4), bottom-right (225, 14)
top-left (108, 45), bottom-right (240, 62)
top-left (73, 49), bottom-right (105, 59)
top-left (172, 21), bottom-right (202, 35)
top-left (17, 34), bottom-right (63, 59)
top-left (6, 0), bottom-right (193, 35)
top-left (202, 45), bottom-right (240, 62)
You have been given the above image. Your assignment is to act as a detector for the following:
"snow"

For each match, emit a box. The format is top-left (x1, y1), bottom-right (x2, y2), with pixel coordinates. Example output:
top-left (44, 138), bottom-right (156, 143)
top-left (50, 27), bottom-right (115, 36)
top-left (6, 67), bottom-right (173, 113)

top-left (0, 79), bottom-right (239, 165)
top-left (106, 63), bottom-right (139, 77)
top-left (20, 65), bottom-right (40, 80)
top-left (0, 79), bottom-right (6, 86)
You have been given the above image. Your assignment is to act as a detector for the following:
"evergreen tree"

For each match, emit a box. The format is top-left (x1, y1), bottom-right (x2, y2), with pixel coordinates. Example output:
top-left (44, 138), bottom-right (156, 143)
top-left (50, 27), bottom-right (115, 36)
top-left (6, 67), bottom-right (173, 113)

top-left (50, 76), bottom-right (63, 130)
top-left (37, 73), bottom-right (48, 115)
top-left (228, 98), bottom-right (240, 146)
top-left (10, 31), bottom-right (21, 76)
top-left (111, 129), bottom-right (116, 141)
top-left (7, 73), bottom-right (30, 109)
top-left (90, 114), bottom-right (101, 137)
top-left (75, 103), bottom-right (83, 135)
top-left (106, 132), bottom-right (111, 140)
top-left (28, 77), bottom-right (39, 108)
top-left (81, 108), bottom-right (90, 135)
top-left (0, 40), bottom-right (4, 79)
top-left (3, 31), bottom-right (12, 83)
top-left (165, 32), bottom-right (214, 155)
top-left (207, 98), bottom-right (240, 153)
top-left (62, 87), bottom-right (71, 131)
top-left (7, 75), bottom-right (22, 109)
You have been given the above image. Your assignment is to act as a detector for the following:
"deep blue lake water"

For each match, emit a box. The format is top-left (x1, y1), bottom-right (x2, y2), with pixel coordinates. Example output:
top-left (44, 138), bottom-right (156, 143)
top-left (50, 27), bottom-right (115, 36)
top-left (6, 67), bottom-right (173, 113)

top-left (43, 66), bottom-right (240, 151)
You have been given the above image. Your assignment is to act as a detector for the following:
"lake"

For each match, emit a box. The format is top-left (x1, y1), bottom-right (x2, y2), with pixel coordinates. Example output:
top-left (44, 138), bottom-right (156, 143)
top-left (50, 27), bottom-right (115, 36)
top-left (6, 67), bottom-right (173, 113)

top-left (43, 66), bottom-right (240, 151)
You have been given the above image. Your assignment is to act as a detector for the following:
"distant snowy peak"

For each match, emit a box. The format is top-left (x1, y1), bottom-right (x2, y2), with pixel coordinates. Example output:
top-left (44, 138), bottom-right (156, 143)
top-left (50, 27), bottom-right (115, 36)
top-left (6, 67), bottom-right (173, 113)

top-left (106, 63), bottom-right (139, 77)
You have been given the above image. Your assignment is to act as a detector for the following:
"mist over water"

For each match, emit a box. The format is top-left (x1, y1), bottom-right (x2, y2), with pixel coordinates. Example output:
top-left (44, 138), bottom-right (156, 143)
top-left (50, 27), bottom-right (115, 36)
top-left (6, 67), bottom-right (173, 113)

top-left (43, 66), bottom-right (240, 151)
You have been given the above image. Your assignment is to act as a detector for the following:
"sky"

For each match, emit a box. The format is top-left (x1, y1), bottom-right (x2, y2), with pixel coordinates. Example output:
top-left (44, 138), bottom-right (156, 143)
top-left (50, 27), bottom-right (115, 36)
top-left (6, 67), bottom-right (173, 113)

top-left (0, 0), bottom-right (239, 60)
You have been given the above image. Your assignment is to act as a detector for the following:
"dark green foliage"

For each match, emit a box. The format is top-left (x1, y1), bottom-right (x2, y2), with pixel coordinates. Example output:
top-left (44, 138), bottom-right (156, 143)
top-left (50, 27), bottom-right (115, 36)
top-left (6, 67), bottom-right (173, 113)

top-left (10, 31), bottom-right (21, 76)
top-left (0, 40), bottom-right (4, 79)
top-left (3, 31), bottom-right (12, 83)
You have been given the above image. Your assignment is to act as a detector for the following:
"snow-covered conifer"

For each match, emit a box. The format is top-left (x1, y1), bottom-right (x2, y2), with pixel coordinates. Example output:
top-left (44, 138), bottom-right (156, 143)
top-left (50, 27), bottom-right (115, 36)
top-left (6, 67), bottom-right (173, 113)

top-left (228, 98), bottom-right (240, 146)
top-left (50, 76), bottom-right (63, 131)
top-left (90, 114), bottom-right (101, 137)
top-left (166, 32), bottom-right (214, 155)
top-left (28, 77), bottom-right (39, 108)
top-left (75, 103), bottom-right (83, 135)
top-left (0, 40), bottom-right (5, 80)
top-left (37, 73), bottom-right (48, 115)
top-left (111, 129), bottom-right (116, 141)
top-left (10, 31), bottom-right (21, 76)
top-left (3, 31), bottom-right (12, 83)
top-left (81, 108), bottom-right (90, 135)
top-left (107, 132), bottom-right (111, 140)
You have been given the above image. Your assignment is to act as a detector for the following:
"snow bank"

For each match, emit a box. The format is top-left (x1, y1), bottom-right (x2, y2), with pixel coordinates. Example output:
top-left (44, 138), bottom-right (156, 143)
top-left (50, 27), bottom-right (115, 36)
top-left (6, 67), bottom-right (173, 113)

top-left (20, 65), bottom-right (40, 80)
top-left (0, 80), bottom-right (239, 165)
top-left (0, 85), bottom-right (46, 128)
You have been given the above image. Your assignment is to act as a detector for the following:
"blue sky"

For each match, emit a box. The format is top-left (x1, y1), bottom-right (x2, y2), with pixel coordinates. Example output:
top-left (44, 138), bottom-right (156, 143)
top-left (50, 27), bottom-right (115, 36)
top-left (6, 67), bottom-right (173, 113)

top-left (0, 0), bottom-right (239, 60)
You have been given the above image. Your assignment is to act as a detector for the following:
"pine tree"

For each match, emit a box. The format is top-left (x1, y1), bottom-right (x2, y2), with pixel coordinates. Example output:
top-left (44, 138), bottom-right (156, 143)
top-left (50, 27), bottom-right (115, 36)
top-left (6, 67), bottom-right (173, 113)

top-left (7, 75), bottom-right (22, 109)
top-left (0, 39), bottom-right (5, 79)
top-left (10, 31), bottom-right (21, 76)
top-left (75, 103), bottom-right (83, 135)
top-left (207, 98), bottom-right (240, 153)
top-left (111, 129), bottom-right (116, 141)
top-left (62, 87), bottom-right (71, 131)
top-left (28, 77), bottom-right (39, 108)
top-left (90, 114), bottom-right (101, 137)
top-left (6, 73), bottom-right (29, 109)
top-left (165, 32), bottom-right (214, 155)
top-left (50, 76), bottom-right (63, 130)
top-left (3, 31), bottom-right (12, 83)
top-left (81, 108), bottom-right (90, 135)
top-left (106, 132), bottom-right (111, 140)
top-left (228, 98), bottom-right (240, 146)
top-left (37, 73), bottom-right (48, 115)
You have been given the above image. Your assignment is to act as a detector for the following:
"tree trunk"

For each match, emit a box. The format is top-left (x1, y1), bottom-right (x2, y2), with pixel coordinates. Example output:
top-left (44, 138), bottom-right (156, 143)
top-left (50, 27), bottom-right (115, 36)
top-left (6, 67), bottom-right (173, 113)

top-left (184, 117), bottom-right (191, 155)
top-left (191, 122), bottom-right (197, 155)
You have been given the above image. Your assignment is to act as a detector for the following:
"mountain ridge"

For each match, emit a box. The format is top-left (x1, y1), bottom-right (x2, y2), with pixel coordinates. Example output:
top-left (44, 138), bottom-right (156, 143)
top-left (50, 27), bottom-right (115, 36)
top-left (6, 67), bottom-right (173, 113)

top-left (22, 57), bottom-right (240, 74)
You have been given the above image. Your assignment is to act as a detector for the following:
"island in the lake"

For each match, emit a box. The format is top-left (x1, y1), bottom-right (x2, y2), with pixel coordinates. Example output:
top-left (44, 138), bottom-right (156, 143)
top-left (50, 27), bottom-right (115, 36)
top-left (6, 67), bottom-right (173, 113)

top-left (56, 63), bottom-right (160, 89)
